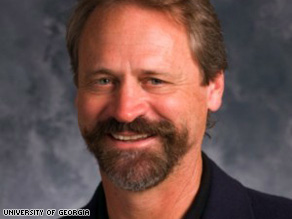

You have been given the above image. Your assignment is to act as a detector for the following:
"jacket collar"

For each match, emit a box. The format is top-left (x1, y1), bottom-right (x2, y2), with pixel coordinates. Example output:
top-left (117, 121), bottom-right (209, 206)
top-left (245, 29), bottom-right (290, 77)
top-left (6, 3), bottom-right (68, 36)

top-left (202, 154), bottom-right (255, 219)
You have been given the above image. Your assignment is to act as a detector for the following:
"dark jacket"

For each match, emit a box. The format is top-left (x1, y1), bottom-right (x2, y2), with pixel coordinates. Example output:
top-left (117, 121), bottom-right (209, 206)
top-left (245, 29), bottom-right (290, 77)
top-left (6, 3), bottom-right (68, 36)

top-left (202, 157), bottom-right (292, 219)
top-left (62, 155), bottom-right (292, 218)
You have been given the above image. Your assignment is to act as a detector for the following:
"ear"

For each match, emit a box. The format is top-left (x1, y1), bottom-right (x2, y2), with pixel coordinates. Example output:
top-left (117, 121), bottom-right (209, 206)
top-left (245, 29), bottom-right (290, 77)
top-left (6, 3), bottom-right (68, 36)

top-left (206, 71), bottom-right (224, 112)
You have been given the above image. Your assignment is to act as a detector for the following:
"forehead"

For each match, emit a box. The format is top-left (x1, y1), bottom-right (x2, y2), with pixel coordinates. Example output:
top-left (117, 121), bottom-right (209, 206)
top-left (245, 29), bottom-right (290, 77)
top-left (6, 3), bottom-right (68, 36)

top-left (81, 3), bottom-right (186, 38)
top-left (78, 3), bottom-right (196, 74)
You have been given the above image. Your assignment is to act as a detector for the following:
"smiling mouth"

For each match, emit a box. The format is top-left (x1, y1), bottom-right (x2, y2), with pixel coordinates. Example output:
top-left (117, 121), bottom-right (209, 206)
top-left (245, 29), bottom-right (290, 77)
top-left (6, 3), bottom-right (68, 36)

top-left (111, 133), bottom-right (151, 141)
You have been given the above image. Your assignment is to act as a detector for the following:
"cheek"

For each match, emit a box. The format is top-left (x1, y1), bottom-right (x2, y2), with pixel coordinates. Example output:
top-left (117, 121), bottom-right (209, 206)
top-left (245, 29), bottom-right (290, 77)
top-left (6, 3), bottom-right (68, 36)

top-left (76, 93), bottom-right (107, 130)
top-left (151, 91), bottom-right (208, 129)
top-left (150, 95), bottom-right (191, 124)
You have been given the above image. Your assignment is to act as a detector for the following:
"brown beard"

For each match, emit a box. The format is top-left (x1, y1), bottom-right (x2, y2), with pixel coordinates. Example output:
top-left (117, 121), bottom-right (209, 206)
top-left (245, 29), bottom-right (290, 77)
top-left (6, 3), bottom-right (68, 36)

top-left (82, 117), bottom-right (190, 192)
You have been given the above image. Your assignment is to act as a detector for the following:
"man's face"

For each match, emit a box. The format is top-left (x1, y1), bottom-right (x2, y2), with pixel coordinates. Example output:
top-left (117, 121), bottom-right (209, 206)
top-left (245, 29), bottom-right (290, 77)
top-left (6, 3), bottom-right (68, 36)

top-left (76, 4), bottom-right (223, 191)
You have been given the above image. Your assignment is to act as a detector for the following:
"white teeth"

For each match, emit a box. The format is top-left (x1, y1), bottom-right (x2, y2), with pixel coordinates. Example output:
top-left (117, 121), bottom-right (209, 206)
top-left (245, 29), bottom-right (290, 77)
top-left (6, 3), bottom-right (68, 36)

top-left (111, 133), bottom-right (149, 141)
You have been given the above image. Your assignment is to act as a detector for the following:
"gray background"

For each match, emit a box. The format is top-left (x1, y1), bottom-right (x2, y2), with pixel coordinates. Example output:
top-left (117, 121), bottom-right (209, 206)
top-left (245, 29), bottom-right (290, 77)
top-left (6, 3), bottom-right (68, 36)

top-left (0, 0), bottom-right (291, 218)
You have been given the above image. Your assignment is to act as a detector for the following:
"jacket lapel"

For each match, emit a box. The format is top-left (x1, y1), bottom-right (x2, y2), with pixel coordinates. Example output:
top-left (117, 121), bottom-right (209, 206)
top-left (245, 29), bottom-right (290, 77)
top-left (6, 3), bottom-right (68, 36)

top-left (202, 156), bottom-right (255, 219)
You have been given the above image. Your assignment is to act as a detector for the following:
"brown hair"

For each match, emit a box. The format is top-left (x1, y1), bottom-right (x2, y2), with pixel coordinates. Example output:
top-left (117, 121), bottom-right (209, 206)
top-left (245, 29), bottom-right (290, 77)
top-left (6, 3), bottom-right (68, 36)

top-left (66, 0), bottom-right (227, 86)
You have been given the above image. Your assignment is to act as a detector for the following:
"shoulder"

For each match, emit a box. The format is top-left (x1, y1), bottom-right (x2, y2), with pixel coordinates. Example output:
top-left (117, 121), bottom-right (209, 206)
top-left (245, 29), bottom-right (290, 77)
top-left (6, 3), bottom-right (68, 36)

top-left (204, 154), bottom-right (292, 219)
top-left (246, 188), bottom-right (292, 219)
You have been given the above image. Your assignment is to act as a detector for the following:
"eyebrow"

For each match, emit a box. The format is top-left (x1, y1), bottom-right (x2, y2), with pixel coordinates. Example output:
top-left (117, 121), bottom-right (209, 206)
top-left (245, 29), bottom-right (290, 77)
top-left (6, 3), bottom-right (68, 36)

top-left (141, 70), bottom-right (170, 76)
top-left (90, 68), bottom-right (116, 75)
top-left (86, 68), bottom-right (170, 79)
top-left (84, 68), bottom-right (117, 80)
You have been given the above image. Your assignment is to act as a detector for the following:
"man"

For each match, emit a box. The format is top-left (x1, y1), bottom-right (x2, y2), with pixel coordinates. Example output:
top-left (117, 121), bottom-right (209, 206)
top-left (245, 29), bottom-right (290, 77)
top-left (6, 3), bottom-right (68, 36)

top-left (64, 0), bottom-right (292, 218)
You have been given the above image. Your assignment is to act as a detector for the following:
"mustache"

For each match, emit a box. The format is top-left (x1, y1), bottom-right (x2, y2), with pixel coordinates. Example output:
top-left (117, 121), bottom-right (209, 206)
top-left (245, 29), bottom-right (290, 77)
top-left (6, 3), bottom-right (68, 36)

top-left (83, 117), bottom-right (176, 143)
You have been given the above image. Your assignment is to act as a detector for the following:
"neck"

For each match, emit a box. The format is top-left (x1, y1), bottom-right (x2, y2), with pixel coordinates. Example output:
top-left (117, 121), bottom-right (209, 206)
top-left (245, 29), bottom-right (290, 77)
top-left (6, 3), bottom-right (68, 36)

top-left (101, 147), bottom-right (203, 219)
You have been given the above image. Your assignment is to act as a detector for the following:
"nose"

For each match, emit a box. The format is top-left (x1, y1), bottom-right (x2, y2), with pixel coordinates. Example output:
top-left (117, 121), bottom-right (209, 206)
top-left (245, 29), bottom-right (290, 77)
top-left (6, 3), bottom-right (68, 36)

top-left (111, 80), bottom-right (148, 123)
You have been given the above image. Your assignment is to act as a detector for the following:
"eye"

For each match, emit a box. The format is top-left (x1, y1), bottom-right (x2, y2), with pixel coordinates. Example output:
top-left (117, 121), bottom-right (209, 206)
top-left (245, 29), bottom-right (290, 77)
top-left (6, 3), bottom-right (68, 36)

top-left (97, 78), bottom-right (112, 85)
top-left (87, 76), bottom-right (116, 93)
top-left (149, 78), bottom-right (164, 85)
